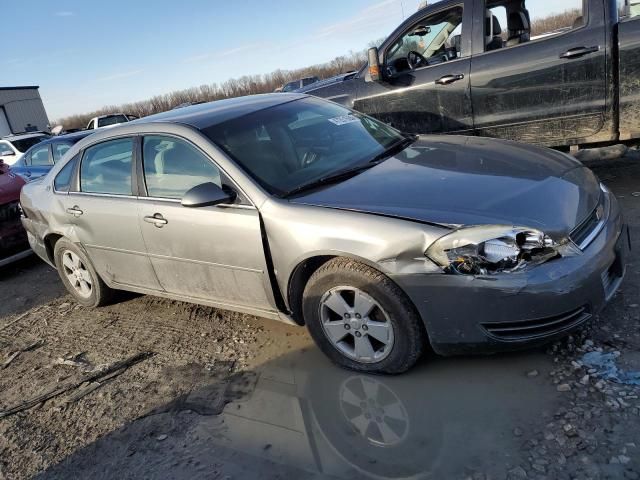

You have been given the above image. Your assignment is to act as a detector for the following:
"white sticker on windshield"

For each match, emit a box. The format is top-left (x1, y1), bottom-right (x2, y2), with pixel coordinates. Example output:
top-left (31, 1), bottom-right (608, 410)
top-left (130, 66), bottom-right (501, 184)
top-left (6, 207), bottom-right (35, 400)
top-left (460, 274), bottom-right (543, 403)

top-left (328, 114), bottom-right (360, 126)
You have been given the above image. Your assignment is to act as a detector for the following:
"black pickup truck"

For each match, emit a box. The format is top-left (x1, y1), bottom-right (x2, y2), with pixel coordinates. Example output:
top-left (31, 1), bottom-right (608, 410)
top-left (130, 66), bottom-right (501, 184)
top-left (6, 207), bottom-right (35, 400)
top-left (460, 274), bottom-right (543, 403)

top-left (299, 0), bottom-right (640, 148)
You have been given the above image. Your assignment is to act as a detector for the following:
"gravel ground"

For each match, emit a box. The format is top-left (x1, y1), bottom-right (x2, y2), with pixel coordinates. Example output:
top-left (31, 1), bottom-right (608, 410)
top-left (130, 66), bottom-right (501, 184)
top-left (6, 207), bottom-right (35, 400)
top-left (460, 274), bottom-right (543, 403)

top-left (0, 150), bottom-right (638, 480)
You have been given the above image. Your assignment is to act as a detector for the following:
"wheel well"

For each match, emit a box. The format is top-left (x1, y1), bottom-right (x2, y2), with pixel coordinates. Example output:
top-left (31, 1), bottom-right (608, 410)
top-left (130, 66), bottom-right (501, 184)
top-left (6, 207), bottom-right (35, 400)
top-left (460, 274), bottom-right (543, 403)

top-left (288, 255), bottom-right (336, 325)
top-left (44, 233), bottom-right (63, 264)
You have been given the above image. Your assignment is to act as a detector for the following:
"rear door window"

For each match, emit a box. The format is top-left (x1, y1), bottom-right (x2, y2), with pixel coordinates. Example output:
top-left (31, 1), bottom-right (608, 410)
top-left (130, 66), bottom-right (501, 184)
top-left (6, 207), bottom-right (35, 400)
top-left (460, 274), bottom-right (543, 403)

top-left (30, 144), bottom-right (52, 166)
top-left (52, 142), bottom-right (72, 162)
top-left (142, 135), bottom-right (221, 199)
top-left (80, 138), bottom-right (133, 195)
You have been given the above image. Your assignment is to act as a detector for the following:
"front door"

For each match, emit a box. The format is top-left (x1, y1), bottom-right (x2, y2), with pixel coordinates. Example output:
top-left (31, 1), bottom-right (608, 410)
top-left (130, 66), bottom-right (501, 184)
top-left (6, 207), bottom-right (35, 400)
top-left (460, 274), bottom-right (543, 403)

top-left (136, 135), bottom-right (274, 312)
top-left (470, 0), bottom-right (608, 145)
top-left (69, 137), bottom-right (161, 290)
top-left (355, 2), bottom-right (473, 135)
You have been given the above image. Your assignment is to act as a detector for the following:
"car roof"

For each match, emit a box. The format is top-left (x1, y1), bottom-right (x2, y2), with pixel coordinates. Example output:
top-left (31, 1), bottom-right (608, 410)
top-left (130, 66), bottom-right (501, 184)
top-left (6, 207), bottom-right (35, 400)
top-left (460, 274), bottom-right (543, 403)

top-left (131, 93), bottom-right (306, 130)
top-left (42, 130), bottom-right (95, 144)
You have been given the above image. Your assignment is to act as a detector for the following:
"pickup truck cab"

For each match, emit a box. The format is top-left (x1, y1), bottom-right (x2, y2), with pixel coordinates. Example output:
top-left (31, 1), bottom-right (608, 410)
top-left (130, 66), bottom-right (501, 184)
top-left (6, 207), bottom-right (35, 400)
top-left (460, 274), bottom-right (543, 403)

top-left (300, 0), bottom-right (640, 148)
top-left (86, 113), bottom-right (131, 130)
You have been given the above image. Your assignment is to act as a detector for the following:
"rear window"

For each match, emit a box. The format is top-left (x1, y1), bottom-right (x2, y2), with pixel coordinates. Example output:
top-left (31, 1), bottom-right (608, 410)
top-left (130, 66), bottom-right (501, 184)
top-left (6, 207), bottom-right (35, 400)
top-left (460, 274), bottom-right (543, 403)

top-left (97, 115), bottom-right (128, 128)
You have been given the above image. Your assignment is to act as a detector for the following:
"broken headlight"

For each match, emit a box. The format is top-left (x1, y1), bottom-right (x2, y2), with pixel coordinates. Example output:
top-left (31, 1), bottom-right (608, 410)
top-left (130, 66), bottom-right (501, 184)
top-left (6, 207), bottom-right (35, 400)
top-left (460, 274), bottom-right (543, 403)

top-left (426, 225), bottom-right (578, 275)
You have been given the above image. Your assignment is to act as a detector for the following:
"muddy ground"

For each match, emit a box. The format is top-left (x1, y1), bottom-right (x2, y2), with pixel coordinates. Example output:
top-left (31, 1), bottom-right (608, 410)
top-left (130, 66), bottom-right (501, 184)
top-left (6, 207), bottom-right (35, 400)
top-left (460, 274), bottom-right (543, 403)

top-left (0, 153), bottom-right (639, 480)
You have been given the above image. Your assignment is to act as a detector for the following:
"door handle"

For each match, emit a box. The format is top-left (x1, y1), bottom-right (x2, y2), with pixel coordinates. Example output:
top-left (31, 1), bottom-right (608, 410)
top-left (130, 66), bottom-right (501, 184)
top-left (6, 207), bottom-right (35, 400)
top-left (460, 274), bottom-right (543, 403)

top-left (65, 206), bottom-right (83, 217)
top-left (435, 74), bottom-right (465, 85)
top-left (560, 46), bottom-right (599, 59)
top-left (144, 213), bottom-right (168, 228)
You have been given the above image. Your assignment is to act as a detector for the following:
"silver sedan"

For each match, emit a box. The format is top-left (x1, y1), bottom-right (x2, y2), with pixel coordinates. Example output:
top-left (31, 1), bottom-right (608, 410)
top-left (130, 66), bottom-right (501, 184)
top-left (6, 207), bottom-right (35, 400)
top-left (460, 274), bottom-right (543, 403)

top-left (20, 94), bottom-right (629, 373)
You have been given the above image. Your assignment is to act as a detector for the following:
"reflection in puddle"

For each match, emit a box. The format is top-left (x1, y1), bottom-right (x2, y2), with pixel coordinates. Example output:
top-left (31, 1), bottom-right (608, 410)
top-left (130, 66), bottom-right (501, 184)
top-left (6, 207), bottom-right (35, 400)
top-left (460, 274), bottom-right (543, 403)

top-left (196, 348), bottom-right (557, 479)
top-left (339, 376), bottom-right (409, 447)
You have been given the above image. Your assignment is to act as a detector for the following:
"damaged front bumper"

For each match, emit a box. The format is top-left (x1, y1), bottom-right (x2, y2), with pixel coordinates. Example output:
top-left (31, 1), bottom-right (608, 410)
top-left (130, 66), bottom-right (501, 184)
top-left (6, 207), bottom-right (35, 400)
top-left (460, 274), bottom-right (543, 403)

top-left (391, 193), bottom-right (630, 356)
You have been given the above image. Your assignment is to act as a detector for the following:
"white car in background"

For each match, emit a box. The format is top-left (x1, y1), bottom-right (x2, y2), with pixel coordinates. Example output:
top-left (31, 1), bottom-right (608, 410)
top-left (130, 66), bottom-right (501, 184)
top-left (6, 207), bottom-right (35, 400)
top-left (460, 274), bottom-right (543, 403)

top-left (86, 113), bottom-right (136, 130)
top-left (0, 132), bottom-right (50, 166)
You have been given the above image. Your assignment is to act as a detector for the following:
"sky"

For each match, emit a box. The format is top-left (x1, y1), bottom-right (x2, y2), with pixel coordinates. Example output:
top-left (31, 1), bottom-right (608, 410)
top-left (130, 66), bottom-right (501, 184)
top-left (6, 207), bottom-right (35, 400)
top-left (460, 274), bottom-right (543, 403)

top-left (3, 0), bottom-right (413, 120)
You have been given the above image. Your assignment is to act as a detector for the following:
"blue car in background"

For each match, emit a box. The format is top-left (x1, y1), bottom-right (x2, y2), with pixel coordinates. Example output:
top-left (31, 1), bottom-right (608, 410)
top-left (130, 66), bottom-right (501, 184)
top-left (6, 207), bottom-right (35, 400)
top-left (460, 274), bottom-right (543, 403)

top-left (11, 130), bottom-right (94, 182)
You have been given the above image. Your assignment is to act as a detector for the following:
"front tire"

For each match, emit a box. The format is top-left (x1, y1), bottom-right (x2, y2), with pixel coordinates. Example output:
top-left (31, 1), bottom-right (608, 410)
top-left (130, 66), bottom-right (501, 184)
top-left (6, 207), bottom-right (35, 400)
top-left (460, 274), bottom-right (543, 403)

top-left (302, 258), bottom-right (426, 374)
top-left (53, 238), bottom-right (113, 307)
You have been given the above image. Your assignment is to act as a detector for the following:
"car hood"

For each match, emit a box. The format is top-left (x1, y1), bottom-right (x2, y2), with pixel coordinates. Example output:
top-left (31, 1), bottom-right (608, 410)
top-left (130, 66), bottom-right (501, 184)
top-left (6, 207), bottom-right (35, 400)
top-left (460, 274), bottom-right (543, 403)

top-left (288, 136), bottom-right (601, 239)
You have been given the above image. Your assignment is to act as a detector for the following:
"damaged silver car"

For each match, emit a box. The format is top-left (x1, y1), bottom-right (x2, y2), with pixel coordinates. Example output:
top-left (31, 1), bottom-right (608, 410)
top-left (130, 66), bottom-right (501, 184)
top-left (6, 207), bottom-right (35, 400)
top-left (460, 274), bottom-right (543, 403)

top-left (20, 94), bottom-right (630, 373)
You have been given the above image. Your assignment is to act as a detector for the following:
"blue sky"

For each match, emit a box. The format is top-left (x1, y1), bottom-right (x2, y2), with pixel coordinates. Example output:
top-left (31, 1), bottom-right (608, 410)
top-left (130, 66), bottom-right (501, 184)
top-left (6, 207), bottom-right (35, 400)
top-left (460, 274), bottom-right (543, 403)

top-left (3, 0), bottom-right (411, 120)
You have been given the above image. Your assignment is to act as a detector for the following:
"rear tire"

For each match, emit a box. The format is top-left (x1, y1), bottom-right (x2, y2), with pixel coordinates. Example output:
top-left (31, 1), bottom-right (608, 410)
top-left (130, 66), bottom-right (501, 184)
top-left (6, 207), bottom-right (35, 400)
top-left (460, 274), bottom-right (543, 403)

top-left (53, 238), bottom-right (114, 307)
top-left (302, 258), bottom-right (426, 374)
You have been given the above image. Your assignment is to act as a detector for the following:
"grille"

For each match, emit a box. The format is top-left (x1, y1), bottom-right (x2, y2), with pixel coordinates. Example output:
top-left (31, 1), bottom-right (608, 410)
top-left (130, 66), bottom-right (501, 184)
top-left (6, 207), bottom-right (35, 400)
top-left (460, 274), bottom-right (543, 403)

top-left (482, 306), bottom-right (591, 341)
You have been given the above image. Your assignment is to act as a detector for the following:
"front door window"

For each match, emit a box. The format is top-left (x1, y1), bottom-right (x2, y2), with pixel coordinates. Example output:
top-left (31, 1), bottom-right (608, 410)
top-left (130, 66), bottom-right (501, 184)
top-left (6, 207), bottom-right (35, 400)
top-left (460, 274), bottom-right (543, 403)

top-left (385, 7), bottom-right (464, 75)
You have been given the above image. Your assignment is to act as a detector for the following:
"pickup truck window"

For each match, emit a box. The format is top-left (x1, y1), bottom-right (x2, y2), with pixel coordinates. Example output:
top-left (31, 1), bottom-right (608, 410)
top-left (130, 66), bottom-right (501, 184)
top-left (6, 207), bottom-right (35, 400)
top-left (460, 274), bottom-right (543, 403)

top-left (97, 114), bottom-right (128, 128)
top-left (485, 0), bottom-right (584, 52)
top-left (386, 6), bottom-right (464, 73)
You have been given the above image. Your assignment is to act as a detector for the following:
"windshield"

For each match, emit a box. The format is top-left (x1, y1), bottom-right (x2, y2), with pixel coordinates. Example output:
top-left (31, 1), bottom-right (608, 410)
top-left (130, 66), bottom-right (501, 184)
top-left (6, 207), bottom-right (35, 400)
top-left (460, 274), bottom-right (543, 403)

top-left (11, 136), bottom-right (48, 153)
top-left (203, 97), bottom-right (405, 196)
top-left (97, 115), bottom-right (128, 127)
top-left (282, 82), bottom-right (299, 92)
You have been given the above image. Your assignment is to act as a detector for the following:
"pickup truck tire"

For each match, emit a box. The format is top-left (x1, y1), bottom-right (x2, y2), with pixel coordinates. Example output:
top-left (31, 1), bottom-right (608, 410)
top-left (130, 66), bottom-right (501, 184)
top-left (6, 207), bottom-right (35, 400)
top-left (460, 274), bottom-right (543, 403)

top-left (302, 258), bottom-right (426, 374)
top-left (53, 238), bottom-right (114, 307)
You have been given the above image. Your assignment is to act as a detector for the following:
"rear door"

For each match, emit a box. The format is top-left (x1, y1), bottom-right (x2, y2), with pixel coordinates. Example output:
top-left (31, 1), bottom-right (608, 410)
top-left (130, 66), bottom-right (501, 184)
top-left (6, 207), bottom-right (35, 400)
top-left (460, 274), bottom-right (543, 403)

top-left (25, 143), bottom-right (53, 181)
top-left (136, 134), bottom-right (275, 312)
top-left (355, 1), bottom-right (474, 134)
top-left (470, 0), bottom-right (608, 146)
top-left (68, 137), bottom-right (162, 290)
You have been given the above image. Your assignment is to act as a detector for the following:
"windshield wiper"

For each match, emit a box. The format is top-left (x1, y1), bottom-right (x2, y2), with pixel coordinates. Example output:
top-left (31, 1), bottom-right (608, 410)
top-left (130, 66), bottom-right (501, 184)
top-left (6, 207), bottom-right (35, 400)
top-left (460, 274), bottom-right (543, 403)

top-left (283, 135), bottom-right (417, 198)
top-left (368, 135), bottom-right (417, 164)
top-left (283, 164), bottom-right (376, 198)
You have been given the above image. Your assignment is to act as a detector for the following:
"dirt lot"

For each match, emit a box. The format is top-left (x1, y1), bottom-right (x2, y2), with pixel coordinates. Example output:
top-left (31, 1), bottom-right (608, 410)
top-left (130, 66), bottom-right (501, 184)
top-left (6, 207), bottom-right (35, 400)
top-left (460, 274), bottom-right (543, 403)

top-left (0, 152), bottom-right (639, 480)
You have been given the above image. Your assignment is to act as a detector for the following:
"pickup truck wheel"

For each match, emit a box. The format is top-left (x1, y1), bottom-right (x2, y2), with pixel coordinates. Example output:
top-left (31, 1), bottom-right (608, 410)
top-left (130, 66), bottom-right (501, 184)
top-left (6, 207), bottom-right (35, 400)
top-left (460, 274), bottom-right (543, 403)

top-left (53, 238), bottom-right (114, 307)
top-left (302, 258), bottom-right (426, 374)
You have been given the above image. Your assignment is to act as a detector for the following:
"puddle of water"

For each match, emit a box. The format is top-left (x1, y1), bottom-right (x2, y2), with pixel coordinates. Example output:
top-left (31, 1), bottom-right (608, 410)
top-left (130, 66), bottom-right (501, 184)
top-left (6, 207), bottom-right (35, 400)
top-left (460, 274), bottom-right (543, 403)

top-left (193, 348), bottom-right (557, 479)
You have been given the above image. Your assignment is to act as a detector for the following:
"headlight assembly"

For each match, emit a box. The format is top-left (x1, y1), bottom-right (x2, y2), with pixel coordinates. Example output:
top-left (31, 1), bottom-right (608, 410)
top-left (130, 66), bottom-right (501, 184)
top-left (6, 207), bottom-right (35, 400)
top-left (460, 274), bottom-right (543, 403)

top-left (426, 225), bottom-right (580, 275)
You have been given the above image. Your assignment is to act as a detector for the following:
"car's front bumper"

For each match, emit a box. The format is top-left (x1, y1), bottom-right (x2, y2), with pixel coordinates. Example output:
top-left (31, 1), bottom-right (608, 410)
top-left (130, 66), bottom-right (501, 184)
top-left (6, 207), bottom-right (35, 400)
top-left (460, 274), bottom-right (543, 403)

top-left (391, 193), bottom-right (630, 356)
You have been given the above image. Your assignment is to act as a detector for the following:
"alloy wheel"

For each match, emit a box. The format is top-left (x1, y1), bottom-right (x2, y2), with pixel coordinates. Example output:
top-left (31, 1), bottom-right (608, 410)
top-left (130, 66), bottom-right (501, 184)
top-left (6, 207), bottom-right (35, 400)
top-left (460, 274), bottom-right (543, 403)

top-left (319, 286), bottom-right (394, 363)
top-left (61, 250), bottom-right (93, 299)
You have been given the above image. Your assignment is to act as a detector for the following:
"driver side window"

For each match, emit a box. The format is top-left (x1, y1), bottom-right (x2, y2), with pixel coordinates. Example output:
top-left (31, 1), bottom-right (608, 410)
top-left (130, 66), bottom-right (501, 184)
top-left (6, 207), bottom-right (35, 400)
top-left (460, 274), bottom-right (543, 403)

top-left (385, 6), bottom-right (464, 73)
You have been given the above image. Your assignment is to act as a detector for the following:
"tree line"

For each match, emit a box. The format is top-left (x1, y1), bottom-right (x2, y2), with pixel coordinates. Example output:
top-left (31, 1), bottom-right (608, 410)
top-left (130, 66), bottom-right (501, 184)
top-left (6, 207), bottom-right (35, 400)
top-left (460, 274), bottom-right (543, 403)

top-left (55, 49), bottom-right (370, 129)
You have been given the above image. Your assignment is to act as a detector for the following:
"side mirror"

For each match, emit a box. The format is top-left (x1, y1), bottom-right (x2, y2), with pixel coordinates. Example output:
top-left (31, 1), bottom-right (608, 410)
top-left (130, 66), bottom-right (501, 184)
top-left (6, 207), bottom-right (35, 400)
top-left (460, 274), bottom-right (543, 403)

top-left (181, 182), bottom-right (236, 208)
top-left (409, 25), bottom-right (431, 37)
top-left (0, 149), bottom-right (15, 156)
top-left (367, 47), bottom-right (382, 83)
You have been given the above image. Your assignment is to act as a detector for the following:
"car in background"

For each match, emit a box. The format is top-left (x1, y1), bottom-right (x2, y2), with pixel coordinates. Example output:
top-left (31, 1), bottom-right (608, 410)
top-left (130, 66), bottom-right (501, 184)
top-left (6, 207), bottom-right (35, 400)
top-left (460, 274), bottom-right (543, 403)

top-left (0, 160), bottom-right (29, 267)
top-left (280, 76), bottom-right (320, 92)
top-left (20, 93), bottom-right (628, 374)
top-left (10, 130), bottom-right (95, 182)
top-left (0, 132), bottom-right (50, 166)
top-left (86, 113), bottom-right (136, 130)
